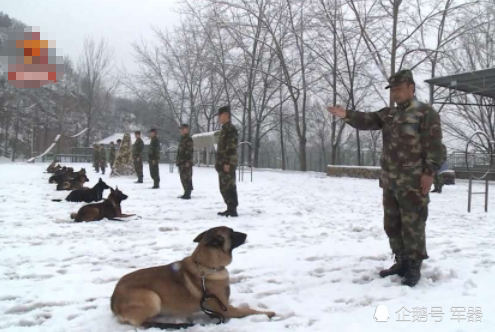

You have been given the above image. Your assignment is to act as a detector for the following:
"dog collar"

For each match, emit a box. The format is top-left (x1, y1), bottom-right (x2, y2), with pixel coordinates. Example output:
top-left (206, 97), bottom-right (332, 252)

top-left (195, 261), bottom-right (225, 277)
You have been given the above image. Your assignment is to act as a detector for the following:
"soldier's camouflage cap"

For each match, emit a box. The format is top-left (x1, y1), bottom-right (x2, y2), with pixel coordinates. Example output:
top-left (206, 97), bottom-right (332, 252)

top-left (385, 69), bottom-right (415, 89)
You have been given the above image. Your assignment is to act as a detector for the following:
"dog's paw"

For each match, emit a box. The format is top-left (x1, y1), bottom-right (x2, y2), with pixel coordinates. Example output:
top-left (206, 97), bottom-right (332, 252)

top-left (264, 311), bottom-right (276, 319)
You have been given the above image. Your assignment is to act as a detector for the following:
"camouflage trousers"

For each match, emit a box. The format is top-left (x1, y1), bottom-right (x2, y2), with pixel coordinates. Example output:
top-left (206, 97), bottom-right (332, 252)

top-left (93, 161), bottom-right (100, 172)
top-left (149, 160), bottom-right (160, 184)
top-left (133, 158), bottom-right (143, 180)
top-left (433, 172), bottom-right (444, 191)
top-left (179, 166), bottom-right (193, 193)
top-left (218, 169), bottom-right (238, 210)
top-left (383, 189), bottom-right (429, 262)
top-left (100, 161), bottom-right (107, 174)
top-left (110, 158), bottom-right (115, 168)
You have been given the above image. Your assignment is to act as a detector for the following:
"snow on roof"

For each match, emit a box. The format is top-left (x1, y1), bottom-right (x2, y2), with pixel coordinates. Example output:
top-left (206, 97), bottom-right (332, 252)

top-left (192, 131), bottom-right (220, 149)
top-left (97, 133), bottom-right (151, 146)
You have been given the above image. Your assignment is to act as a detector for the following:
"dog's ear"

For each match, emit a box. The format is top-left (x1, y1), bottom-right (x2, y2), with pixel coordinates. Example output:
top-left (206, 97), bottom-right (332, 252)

top-left (99, 178), bottom-right (102, 182)
top-left (194, 230), bottom-right (207, 243)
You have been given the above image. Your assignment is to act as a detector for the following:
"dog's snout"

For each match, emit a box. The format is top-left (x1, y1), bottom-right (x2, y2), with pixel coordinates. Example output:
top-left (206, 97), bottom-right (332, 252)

top-left (231, 232), bottom-right (247, 249)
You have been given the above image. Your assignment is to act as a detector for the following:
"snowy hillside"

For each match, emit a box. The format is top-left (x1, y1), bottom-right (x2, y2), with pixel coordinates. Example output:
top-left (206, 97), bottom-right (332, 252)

top-left (0, 163), bottom-right (494, 332)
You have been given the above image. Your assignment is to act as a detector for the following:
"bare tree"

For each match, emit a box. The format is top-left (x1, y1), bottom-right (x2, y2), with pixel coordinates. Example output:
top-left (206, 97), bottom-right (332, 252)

top-left (78, 37), bottom-right (114, 146)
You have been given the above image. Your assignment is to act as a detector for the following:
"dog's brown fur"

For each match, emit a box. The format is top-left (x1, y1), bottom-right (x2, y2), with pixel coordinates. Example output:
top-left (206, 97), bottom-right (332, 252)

top-left (110, 227), bottom-right (275, 327)
top-left (57, 172), bottom-right (89, 191)
top-left (49, 168), bottom-right (73, 184)
top-left (46, 161), bottom-right (60, 173)
top-left (49, 168), bottom-right (85, 184)
top-left (70, 187), bottom-right (135, 222)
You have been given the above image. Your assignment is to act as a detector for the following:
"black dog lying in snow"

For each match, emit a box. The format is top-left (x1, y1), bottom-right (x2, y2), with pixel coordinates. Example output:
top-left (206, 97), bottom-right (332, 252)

top-left (53, 178), bottom-right (111, 203)
top-left (66, 178), bottom-right (110, 202)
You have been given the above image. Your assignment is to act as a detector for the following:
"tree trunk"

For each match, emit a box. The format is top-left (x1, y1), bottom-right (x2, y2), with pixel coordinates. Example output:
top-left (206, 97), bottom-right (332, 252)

top-left (85, 114), bottom-right (92, 147)
top-left (253, 123), bottom-right (261, 167)
top-left (298, 137), bottom-right (307, 172)
top-left (330, 0), bottom-right (338, 165)
top-left (356, 129), bottom-right (361, 166)
top-left (3, 108), bottom-right (11, 157)
top-left (12, 103), bottom-right (20, 161)
top-left (240, 92), bottom-right (247, 164)
top-left (12, 116), bottom-right (20, 161)
top-left (389, 0), bottom-right (401, 106)
top-left (279, 86), bottom-right (286, 171)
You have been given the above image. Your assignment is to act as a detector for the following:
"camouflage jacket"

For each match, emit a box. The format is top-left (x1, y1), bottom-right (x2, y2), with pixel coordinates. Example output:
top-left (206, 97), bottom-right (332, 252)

top-left (109, 146), bottom-right (116, 162)
top-left (93, 148), bottom-right (100, 161)
top-left (148, 137), bottom-right (161, 161)
top-left (99, 147), bottom-right (107, 162)
top-left (176, 134), bottom-right (194, 167)
top-left (216, 121), bottom-right (238, 168)
top-left (132, 137), bottom-right (144, 160)
top-left (345, 98), bottom-right (445, 191)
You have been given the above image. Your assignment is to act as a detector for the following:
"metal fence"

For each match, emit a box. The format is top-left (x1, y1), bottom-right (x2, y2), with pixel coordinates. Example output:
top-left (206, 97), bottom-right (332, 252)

top-left (41, 146), bottom-right (493, 175)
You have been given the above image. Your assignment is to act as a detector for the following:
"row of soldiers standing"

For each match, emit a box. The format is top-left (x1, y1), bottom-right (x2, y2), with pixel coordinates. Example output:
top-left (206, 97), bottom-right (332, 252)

top-left (131, 129), bottom-right (162, 190)
top-left (128, 105), bottom-right (239, 216)
top-left (129, 126), bottom-right (196, 198)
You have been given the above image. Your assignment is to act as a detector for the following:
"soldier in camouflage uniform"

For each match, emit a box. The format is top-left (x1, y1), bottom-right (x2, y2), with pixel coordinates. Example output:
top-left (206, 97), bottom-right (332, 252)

top-left (176, 124), bottom-right (194, 199)
top-left (99, 144), bottom-right (107, 175)
top-left (328, 69), bottom-right (445, 287)
top-left (216, 105), bottom-right (239, 217)
top-left (93, 143), bottom-right (100, 173)
top-left (132, 131), bottom-right (144, 183)
top-left (148, 129), bottom-right (161, 189)
top-left (432, 144), bottom-right (447, 194)
top-left (109, 141), bottom-right (116, 168)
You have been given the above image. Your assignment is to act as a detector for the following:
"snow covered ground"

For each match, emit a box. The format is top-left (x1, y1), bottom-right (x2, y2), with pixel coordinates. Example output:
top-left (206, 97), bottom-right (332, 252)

top-left (0, 163), bottom-right (494, 332)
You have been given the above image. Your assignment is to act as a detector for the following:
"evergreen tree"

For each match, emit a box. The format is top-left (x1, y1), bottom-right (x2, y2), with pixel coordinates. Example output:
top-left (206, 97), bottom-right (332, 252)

top-left (111, 133), bottom-right (135, 177)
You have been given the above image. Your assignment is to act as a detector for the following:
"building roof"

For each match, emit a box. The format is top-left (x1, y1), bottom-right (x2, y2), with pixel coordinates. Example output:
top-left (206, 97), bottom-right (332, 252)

top-left (425, 68), bottom-right (495, 99)
top-left (97, 133), bottom-right (151, 146)
top-left (192, 131), bottom-right (220, 149)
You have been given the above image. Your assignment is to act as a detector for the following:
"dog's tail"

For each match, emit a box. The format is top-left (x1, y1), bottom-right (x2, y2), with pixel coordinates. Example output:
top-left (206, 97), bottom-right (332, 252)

top-left (52, 199), bottom-right (63, 202)
top-left (142, 322), bottom-right (195, 330)
top-left (70, 212), bottom-right (77, 220)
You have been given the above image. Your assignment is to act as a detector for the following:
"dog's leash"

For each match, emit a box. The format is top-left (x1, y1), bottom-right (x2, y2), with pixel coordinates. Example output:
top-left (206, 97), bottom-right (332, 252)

top-left (196, 261), bottom-right (228, 324)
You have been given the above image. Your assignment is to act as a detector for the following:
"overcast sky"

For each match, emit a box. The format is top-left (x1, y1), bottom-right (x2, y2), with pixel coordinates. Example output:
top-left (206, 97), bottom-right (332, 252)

top-left (2, 0), bottom-right (181, 76)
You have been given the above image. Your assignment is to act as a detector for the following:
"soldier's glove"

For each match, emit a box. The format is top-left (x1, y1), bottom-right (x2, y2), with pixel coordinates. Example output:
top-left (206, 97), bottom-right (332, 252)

top-left (185, 162), bottom-right (190, 168)
top-left (223, 164), bottom-right (231, 173)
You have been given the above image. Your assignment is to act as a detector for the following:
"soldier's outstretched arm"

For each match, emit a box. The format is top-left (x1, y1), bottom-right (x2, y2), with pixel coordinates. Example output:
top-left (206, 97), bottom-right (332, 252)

top-left (328, 105), bottom-right (385, 131)
top-left (421, 107), bottom-right (444, 177)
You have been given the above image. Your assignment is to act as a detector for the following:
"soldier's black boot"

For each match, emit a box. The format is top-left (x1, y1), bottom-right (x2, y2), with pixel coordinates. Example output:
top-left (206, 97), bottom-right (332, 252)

top-left (224, 210), bottom-right (238, 217)
top-left (438, 185), bottom-right (443, 194)
top-left (217, 210), bottom-right (228, 216)
top-left (181, 191), bottom-right (191, 199)
top-left (135, 177), bottom-right (143, 184)
top-left (224, 205), bottom-right (238, 217)
top-left (431, 187), bottom-right (438, 193)
top-left (401, 259), bottom-right (422, 287)
top-left (151, 181), bottom-right (159, 189)
top-left (379, 254), bottom-right (408, 278)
